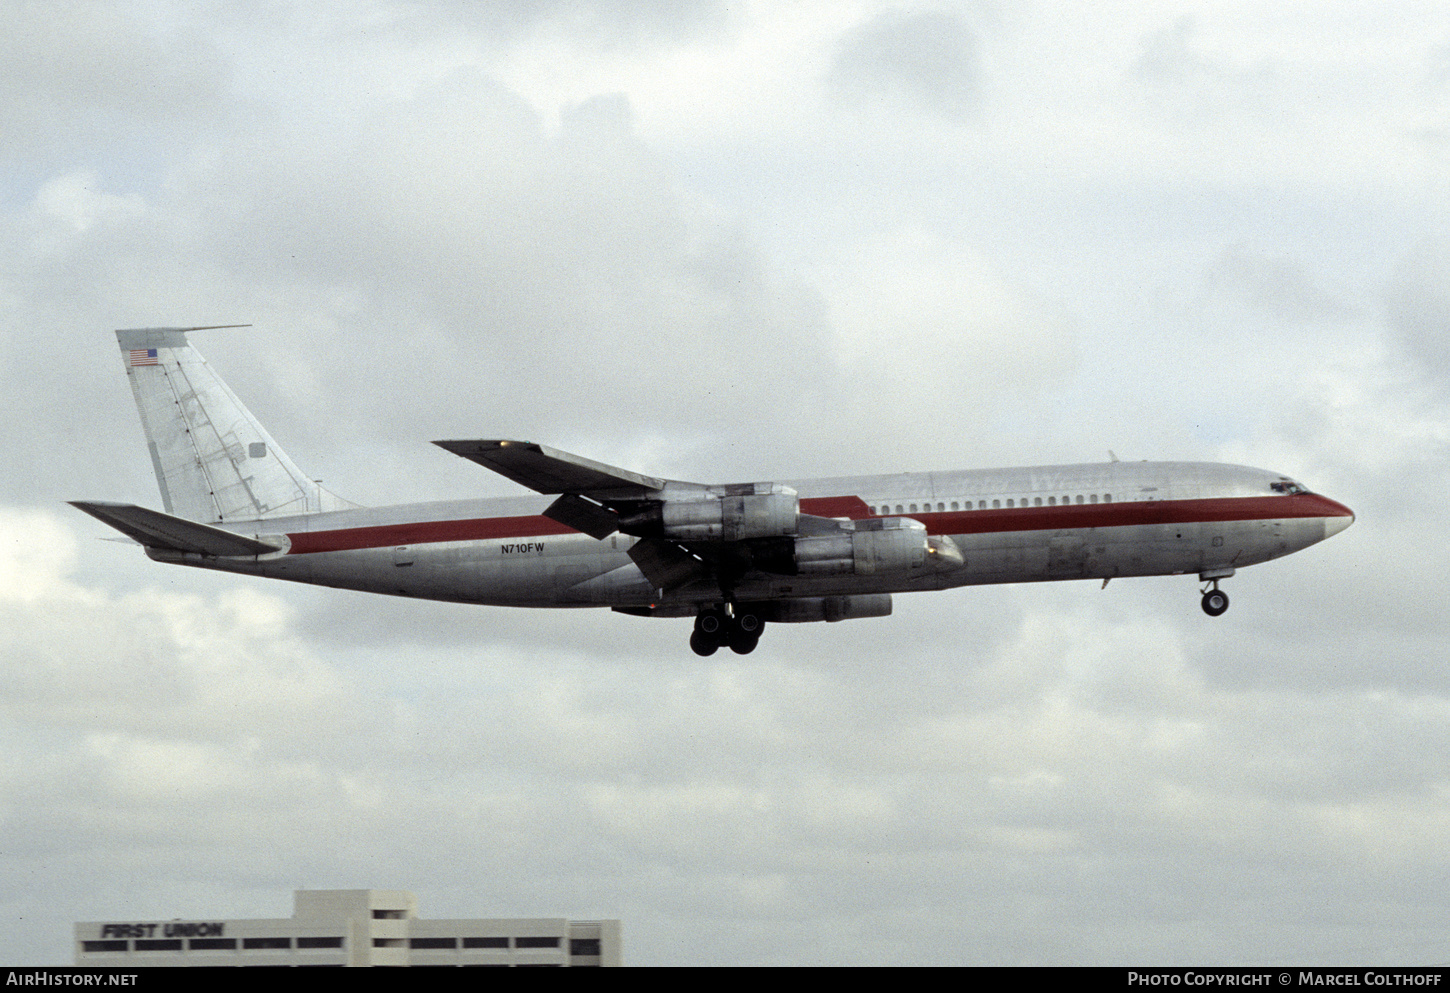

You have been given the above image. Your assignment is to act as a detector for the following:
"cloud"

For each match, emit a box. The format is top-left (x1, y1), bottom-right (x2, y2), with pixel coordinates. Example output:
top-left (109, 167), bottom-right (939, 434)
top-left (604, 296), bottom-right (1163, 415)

top-left (1206, 245), bottom-right (1357, 325)
top-left (412, 0), bottom-right (731, 46)
top-left (0, 0), bottom-right (228, 173)
top-left (1131, 15), bottom-right (1280, 118)
top-left (829, 7), bottom-right (981, 122)
top-left (1384, 240), bottom-right (1450, 385)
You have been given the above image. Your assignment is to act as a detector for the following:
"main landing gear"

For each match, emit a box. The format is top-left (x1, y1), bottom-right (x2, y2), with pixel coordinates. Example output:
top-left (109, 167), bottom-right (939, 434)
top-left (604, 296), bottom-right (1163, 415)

top-left (690, 605), bottom-right (765, 656)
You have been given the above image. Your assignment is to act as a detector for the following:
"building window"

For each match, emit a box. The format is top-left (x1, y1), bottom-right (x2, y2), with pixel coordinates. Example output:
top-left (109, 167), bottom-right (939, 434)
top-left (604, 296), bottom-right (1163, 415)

top-left (135, 940), bottom-right (182, 951)
top-left (515, 937), bottom-right (561, 949)
top-left (570, 938), bottom-right (602, 956)
top-left (189, 938), bottom-right (237, 950)
top-left (463, 937), bottom-right (509, 949)
top-left (244, 937), bottom-right (293, 950)
top-left (298, 937), bottom-right (344, 949)
top-left (372, 910), bottom-right (407, 919)
top-left (410, 938), bottom-right (457, 949)
top-left (81, 941), bottom-right (127, 953)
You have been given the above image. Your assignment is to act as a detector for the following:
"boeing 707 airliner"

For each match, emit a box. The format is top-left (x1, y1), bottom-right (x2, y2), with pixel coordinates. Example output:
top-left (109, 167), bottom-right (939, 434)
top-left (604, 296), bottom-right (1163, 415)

top-left (73, 327), bottom-right (1354, 655)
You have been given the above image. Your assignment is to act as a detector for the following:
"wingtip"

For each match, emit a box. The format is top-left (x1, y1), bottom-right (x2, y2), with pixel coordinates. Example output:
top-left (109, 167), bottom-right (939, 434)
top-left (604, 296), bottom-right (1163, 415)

top-left (433, 439), bottom-right (532, 454)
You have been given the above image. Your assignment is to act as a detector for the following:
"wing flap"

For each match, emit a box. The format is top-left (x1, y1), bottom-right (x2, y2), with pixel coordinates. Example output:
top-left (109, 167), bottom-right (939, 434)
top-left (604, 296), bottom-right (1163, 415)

top-left (433, 440), bottom-right (667, 495)
top-left (627, 538), bottom-right (709, 591)
top-left (543, 493), bottom-right (621, 540)
top-left (70, 501), bottom-right (284, 557)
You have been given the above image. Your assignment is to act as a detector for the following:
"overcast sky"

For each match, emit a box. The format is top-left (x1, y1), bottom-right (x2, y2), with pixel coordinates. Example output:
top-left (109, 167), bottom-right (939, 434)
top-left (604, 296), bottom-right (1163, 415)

top-left (3, 0), bottom-right (1448, 967)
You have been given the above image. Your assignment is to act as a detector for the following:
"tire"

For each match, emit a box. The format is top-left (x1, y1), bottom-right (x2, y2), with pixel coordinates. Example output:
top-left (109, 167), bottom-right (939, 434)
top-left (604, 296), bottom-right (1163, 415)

top-left (690, 630), bottom-right (720, 656)
top-left (728, 630), bottom-right (759, 655)
top-left (1201, 589), bottom-right (1229, 617)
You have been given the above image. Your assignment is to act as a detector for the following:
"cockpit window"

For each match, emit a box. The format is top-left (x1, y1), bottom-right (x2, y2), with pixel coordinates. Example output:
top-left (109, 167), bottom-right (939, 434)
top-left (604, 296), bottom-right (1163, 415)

top-left (1270, 481), bottom-right (1309, 495)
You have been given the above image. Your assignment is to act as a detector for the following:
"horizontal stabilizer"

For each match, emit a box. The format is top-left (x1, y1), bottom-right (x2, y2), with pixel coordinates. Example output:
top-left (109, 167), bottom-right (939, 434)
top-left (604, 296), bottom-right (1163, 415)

top-left (69, 501), bottom-right (284, 557)
top-left (433, 440), bottom-right (667, 495)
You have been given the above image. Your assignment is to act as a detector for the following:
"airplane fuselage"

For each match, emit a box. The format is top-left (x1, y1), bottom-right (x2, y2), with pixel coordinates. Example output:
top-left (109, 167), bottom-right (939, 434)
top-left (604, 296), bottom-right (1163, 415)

top-left (149, 459), bottom-right (1354, 610)
top-left (76, 327), bottom-right (1357, 654)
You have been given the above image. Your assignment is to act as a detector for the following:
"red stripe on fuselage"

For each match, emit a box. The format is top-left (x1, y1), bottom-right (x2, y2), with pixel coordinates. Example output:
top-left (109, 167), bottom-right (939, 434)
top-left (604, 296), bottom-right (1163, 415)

top-left (800, 495), bottom-right (875, 518)
top-left (286, 514), bottom-right (579, 554)
top-left (283, 493), bottom-right (1351, 555)
top-left (898, 492), bottom-right (1351, 536)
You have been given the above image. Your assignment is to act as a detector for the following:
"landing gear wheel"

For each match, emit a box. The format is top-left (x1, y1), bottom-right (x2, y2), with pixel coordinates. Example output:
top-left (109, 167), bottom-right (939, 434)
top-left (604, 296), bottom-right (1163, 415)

top-left (1201, 588), bottom-right (1229, 617)
top-left (692, 608), bottom-right (727, 656)
top-left (728, 626), bottom-right (760, 655)
top-left (727, 609), bottom-right (763, 654)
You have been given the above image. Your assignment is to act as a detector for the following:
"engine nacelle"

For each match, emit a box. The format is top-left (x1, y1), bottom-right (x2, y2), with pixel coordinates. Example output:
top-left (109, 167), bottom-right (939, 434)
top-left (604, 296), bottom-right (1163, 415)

top-left (659, 484), bottom-right (799, 542)
top-left (757, 594), bottom-right (894, 623)
top-left (793, 517), bottom-right (929, 575)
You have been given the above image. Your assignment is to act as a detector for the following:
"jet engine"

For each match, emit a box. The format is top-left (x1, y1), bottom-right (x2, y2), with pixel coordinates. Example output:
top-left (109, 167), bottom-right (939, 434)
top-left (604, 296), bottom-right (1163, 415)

top-left (793, 517), bottom-right (930, 575)
top-left (625, 484), bottom-right (800, 542)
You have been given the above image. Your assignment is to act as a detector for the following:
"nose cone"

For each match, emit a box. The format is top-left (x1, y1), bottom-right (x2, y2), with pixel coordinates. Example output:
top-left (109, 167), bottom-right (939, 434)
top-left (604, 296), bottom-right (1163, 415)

top-left (1321, 497), bottom-right (1355, 539)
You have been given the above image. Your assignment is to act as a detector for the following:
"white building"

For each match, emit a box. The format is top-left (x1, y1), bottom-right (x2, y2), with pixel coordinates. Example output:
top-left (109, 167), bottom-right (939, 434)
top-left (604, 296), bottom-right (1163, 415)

top-left (74, 889), bottom-right (622, 967)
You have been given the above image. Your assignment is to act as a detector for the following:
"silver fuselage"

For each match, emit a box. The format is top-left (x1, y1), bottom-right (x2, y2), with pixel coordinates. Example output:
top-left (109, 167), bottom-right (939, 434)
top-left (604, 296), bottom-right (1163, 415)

top-left (149, 460), bottom-right (1355, 608)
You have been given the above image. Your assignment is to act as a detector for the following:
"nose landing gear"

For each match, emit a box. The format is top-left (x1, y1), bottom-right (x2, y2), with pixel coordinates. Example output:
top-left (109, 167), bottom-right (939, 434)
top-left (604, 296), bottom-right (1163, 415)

top-left (1200, 582), bottom-right (1230, 617)
top-left (1199, 567), bottom-right (1234, 617)
top-left (690, 604), bottom-right (764, 656)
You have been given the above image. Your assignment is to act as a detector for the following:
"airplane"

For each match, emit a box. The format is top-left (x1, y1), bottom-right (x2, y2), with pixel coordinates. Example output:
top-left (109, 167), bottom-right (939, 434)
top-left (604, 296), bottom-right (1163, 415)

top-left (72, 327), bottom-right (1355, 656)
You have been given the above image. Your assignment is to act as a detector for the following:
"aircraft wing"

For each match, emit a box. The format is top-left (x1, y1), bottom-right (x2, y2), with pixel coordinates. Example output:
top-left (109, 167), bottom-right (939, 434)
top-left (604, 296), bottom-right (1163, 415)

top-left (432, 440), bottom-right (668, 496)
top-left (70, 501), bottom-right (285, 557)
top-left (433, 439), bottom-right (864, 590)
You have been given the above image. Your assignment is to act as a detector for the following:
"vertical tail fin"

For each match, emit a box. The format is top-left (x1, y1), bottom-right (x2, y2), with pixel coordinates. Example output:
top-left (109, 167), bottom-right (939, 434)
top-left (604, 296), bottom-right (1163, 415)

top-left (116, 327), bottom-right (359, 523)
